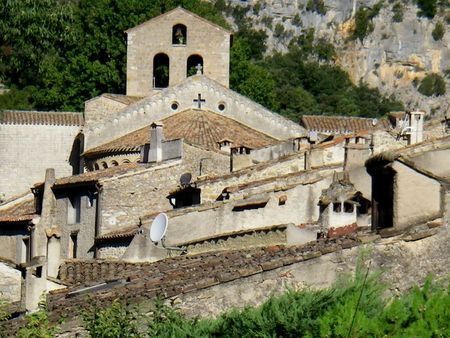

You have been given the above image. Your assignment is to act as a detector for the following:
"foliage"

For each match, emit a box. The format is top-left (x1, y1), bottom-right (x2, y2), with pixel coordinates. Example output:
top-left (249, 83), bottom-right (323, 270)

top-left (432, 21), bottom-right (445, 41)
top-left (0, 0), bottom-right (229, 111)
top-left (306, 0), bottom-right (327, 15)
top-left (82, 299), bottom-right (142, 337)
top-left (416, 0), bottom-right (439, 18)
top-left (0, 298), bottom-right (10, 337)
top-left (352, 2), bottom-right (384, 42)
top-left (418, 73), bottom-right (447, 96)
top-left (291, 14), bottom-right (303, 27)
top-left (392, 2), bottom-right (404, 22)
top-left (0, 86), bottom-right (36, 111)
top-left (274, 23), bottom-right (286, 38)
top-left (17, 303), bottom-right (60, 338)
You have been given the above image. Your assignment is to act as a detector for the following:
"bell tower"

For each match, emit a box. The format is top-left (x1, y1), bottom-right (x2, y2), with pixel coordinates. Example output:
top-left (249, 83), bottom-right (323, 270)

top-left (125, 7), bottom-right (231, 97)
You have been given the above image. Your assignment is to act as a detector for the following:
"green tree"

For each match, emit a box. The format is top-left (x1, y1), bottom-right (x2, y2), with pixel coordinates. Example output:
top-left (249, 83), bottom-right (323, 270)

top-left (416, 0), bottom-right (439, 18)
top-left (17, 304), bottom-right (59, 338)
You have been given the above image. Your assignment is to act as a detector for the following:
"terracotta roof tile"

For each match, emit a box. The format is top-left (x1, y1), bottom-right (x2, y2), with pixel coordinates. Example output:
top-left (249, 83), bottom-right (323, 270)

top-left (49, 162), bottom-right (144, 188)
top-left (301, 115), bottom-right (390, 134)
top-left (0, 111), bottom-right (83, 126)
top-left (84, 109), bottom-right (277, 157)
top-left (0, 195), bottom-right (36, 223)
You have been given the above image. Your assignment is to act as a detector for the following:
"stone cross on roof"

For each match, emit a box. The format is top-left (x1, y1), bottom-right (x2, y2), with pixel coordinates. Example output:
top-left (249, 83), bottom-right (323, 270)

top-left (193, 93), bottom-right (205, 109)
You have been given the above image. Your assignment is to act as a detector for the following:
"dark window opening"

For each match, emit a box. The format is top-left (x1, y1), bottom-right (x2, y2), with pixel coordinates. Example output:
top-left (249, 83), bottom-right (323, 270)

top-left (153, 53), bottom-right (170, 88)
top-left (187, 54), bottom-right (203, 77)
top-left (232, 201), bottom-right (268, 212)
top-left (344, 202), bottom-right (354, 213)
top-left (218, 103), bottom-right (226, 111)
top-left (333, 202), bottom-right (341, 213)
top-left (172, 24), bottom-right (187, 45)
top-left (69, 135), bottom-right (84, 175)
top-left (68, 194), bottom-right (81, 224)
top-left (372, 167), bottom-right (395, 230)
top-left (171, 102), bottom-right (179, 111)
top-left (70, 233), bottom-right (78, 259)
top-left (35, 266), bottom-right (43, 278)
top-left (168, 187), bottom-right (201, 209)
top-left (22, 237), bottom-right (30, 263)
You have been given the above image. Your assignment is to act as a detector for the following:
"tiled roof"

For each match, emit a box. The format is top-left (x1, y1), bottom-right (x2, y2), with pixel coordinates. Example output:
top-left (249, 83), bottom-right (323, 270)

top-left (84, 109), bottom-right (277, 157)
top-left (102, 94), bottom-right (144, 106)
top-left (0, 195), bottom-right (36, 223)
top-left (0, 111), bottom-right (83, 126)
top-left (301, 115), bottom-right (390, 134)
top-left (48, 162), bottom-right (144, 188)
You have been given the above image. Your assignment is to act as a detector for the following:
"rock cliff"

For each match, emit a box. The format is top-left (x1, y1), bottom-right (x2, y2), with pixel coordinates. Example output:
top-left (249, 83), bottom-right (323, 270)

top-left (226, 0), bottom-right (449, 116)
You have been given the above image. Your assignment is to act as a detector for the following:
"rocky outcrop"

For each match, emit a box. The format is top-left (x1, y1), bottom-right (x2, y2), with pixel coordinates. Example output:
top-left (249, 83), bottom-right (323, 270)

top-left (227, 0), bottom-right (449, 116)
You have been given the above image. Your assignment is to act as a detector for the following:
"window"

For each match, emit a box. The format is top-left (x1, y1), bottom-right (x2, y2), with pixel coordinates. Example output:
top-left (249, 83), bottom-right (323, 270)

top-left (344, 202), bottom-right (354, 213)
top-left (172, 24), bottom-right (187, 45)
top-left (333, 202), bottom-right (341, 213)
top-left (111, 160), bottom-right (119, 167)
top-left (21, 237), bottom-right (30, 263)
top-left (168, 187), bottom-right (201, 209)
top-left (218, 102), bottom-right (226, 111)
top-left (187, 54), bottom-right (203, 77)
top-left (153, 53), bottom-right (170, 88)
top-left (68, 194), bottom-right (81, 224)
top-left (171, 102), bottom-right (179, 111)
top-left (70, 232), bottom-right (78, 258)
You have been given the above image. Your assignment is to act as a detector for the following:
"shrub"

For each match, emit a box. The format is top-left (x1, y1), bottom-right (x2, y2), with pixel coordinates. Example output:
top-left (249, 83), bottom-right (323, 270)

top-left (392, 2), bottom-right (404, 22)
top-left (82, 300), bottom-right (141, 338)
top-left (306, 0), bottom-right (327, 15)
top-left (274, 23), bottom-right (285, 38)
top-left (17, 304), bottom-right (60, 338)
top-left (418, 73), bottom-right (446, 96)
top-left (292, 13), bottom-right (302, 27)
top-left (432, 21), bottom-right (445, 41)
top-left (416, 0), bottom-right (438, 18)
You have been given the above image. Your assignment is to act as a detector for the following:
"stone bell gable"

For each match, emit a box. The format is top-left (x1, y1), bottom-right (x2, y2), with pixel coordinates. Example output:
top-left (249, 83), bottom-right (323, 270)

top-left (84, 75), bottom-right (306, 150)
top-left (126, 7), bottom-right (231, 96)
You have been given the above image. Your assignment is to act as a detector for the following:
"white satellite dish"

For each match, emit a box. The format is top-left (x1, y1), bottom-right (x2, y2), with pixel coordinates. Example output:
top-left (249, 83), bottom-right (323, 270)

top-left (150, 213), bottom-right (168, 243)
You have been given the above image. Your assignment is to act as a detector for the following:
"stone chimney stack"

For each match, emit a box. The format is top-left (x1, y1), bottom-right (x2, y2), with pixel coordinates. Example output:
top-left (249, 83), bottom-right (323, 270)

top-left (407, 111), bottom-right (425, 145)
top-left (149, 122), bottom-right (165, 162)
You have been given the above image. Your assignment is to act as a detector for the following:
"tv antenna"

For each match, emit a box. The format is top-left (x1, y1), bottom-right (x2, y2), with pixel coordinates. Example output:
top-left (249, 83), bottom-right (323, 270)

top-left (150, 213), bottom-right (187, 253)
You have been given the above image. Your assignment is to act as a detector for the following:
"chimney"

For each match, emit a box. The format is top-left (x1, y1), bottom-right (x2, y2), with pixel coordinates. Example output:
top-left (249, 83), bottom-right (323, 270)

top-left (408, 111), bottom-right (425, 144)
top-left (149, 122), bottom-right (164, 162)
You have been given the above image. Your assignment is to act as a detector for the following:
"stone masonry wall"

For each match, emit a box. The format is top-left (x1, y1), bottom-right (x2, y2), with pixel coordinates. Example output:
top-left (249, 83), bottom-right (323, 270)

top-left (98, 144), bottom-right (229, 234)
top-left (84, 96), bottom-right (128, 129)
top-left (0, 124), bottom-right (80, 199)
top-left (126, 8), bottom-right (230, 96)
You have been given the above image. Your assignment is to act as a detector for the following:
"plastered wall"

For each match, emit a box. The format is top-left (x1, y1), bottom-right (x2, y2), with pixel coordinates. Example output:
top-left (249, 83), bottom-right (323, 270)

top-left (0, 124), bottom-right (80, 198)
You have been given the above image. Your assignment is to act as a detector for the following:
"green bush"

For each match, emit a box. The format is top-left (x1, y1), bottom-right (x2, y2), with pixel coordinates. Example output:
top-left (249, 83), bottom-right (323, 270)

top-left (306, 0), bottom-right (327, 15)
top-left (418, 73), bottom-right (447, 96)
top-left (392, 2), bottom-right (404, 22)
top-left (416, 0), bottom-right (438, 18)
top-left (274, 23), bottom-right (285, 38)
top-left (291, 13), bottom-right (303, 27)
top-left (82, 300), bottom-right (141, 338)
top-left (17, 304), bottom-right (60, 338)
top-left (432, 21), bottom-right (445, 41)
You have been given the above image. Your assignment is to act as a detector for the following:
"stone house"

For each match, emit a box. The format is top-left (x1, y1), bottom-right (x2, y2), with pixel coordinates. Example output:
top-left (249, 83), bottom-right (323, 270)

top-left (366, 135), bottom-right (450, 232)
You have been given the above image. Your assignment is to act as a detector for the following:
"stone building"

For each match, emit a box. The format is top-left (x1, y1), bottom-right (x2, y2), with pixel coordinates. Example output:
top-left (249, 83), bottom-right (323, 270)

top-left (0, 7), bottom-right (448, 315)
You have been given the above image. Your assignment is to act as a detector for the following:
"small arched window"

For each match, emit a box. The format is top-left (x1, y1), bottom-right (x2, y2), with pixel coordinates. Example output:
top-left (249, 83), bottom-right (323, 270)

top-left (101, 162), bottom-right (108, 169)
top-left (172, 24), bottom-right (187, 45)
top-left (111, 160), bottom-right (119, 167)
top-left (94, 163), bottom-right (99, 171)
top-left (187, 54), bottom-right (203, 77)
top-left (122, 159), bottom-right (130, 164)
top-left (153, 53), bottom-right (170, 88)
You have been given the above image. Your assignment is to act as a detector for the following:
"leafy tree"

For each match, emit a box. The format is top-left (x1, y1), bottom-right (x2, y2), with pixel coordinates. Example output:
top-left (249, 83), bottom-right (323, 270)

top-left (392, 2), bottom-right (404, 22)
top-left (0, 86), bottom-right (36, 111)
top-left (306, 0), bottom-right (327, 15)
top-left (418, 73), bottom-right (447, 96)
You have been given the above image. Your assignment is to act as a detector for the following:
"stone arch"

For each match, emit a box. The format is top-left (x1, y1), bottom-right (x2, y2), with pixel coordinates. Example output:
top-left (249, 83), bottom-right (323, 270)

top-left (187, 54), bottom-right (203, 77)
top-left (94, 163), bottom-right (99, 170)
top-left (153, 53), bottom-right (170, 88)
top-left (172, 24), bottom-right (187, 45)
top-left (101, 161), bottom-right (108, 169)
top-left (122, 159), bottom-right (131, 164)
top-left (111, 160), bottom-right (119, 167)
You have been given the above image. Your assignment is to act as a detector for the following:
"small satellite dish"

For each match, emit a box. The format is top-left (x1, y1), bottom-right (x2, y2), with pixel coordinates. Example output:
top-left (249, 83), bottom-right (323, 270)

top-left (180, 172), bottom-right (192, 186)
top-left (150, 213), bottom-right (168, 243)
